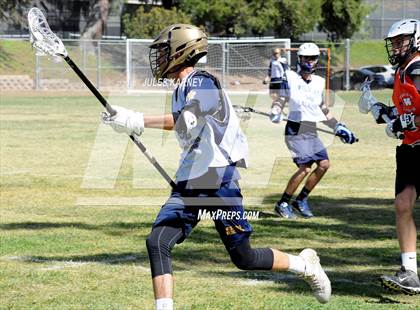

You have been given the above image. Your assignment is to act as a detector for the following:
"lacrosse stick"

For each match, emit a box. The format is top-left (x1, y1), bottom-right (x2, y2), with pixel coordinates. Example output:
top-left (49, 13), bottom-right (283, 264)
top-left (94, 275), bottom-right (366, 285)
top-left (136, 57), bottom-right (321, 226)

top-left (358, 78), bottom-right (403, 139)
top-left (232, 105), bottom-right (357, 139)
top-left (28, 7), bottom-right (178, 190)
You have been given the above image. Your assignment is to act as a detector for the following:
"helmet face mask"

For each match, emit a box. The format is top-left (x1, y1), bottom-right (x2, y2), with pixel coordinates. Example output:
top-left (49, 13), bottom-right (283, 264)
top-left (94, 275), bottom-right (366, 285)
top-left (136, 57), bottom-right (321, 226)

top-left (297, 43), bottom-right (320, 74)
top-left (385, 35), bottom-right (413, 66)
top-left (149, 24), bottom-right (208, 80)
top-left (385, 19), bottom-right (420, 66)
top-left (298, 55), bottom-right (319, 73)
top-left (149, 43), bottom-right (171, 80)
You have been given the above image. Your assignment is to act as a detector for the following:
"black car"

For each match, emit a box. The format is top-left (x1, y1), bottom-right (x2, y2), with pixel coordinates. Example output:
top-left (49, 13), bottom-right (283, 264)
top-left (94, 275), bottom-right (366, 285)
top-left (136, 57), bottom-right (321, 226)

top-left (329, 68), bottom-right (387, 90)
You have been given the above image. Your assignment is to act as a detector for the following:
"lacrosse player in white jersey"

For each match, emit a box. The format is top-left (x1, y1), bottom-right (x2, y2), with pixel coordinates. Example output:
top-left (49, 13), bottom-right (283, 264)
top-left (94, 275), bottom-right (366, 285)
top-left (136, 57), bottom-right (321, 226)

top-left (264, 48), bottom-right (289, 122)
top-left (102, 25), bottom-right (331, 309)
top-left (271, 43), bottom-right (357, 219)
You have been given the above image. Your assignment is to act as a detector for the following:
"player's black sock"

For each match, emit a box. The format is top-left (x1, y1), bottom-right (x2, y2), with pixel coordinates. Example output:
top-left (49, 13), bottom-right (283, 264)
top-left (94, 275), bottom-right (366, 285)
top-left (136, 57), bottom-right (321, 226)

top-left (296, 187), bottom-right (311, 201)
top-left (278, 192), bottom-right (292, 204)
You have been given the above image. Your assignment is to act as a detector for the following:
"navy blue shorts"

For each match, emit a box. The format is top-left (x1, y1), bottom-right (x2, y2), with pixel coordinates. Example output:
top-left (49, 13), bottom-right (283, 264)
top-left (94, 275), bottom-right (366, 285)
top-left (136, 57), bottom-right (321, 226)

top-left (269, 78), bottom-right (289, 98)
top-left (152, 180), bottom-right (253, 249)
top-left (285, 133), bottom-right (329, 166)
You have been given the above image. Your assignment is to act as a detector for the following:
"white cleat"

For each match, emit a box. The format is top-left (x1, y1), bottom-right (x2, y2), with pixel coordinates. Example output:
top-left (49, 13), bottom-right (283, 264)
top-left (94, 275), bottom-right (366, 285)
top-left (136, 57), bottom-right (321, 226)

top-left (298, 248), bottom-right (331, 303)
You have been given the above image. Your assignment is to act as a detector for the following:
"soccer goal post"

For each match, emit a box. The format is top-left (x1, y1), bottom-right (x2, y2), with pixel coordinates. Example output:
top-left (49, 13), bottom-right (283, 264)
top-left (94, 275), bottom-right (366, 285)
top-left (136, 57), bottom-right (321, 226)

top-left (126, 38), bottom-right (291, 92)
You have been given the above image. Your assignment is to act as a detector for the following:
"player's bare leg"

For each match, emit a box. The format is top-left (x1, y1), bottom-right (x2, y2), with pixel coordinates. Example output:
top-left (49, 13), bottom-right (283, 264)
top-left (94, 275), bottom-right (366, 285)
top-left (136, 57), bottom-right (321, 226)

top-left (395, 185), bottom-right (417, 253)
top-left (303, 160), bottom-right (330, 191)
top-left (291, 160), bottom-right (330, 218)
top-left (274, 164), bottom-right (312, 218)
top-left (381, 185), bottom-right (420, 295)
top-left (271, 248), bottom-right (290, 270)
top-left (152, 274), bottom-right (173, 299)
top-left (284, 164), bottom-right (312, 196)
top-left (151, 273), bottom-right (174, 309)
top-left (270, 92), bottom-right (279, 103)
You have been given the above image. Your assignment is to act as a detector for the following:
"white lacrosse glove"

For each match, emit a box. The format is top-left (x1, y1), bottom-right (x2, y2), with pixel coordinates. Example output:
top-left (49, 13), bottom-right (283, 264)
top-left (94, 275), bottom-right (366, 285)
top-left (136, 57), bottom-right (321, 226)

top-left (385, 122), bottom-right (401, 139)
top-left (270, 103), bottom-right (283, 123)
top-left (384, 113), bottom-right (416, 139)
top-left (334, 123), bottom-right (357, 144)
top-left (101, 105), bottom-right (144, 136)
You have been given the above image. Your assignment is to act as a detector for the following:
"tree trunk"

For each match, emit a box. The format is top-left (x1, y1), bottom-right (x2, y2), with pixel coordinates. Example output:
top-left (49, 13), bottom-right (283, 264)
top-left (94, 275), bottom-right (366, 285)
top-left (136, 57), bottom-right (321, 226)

top-left (81, 0), bottom-right (109, 40)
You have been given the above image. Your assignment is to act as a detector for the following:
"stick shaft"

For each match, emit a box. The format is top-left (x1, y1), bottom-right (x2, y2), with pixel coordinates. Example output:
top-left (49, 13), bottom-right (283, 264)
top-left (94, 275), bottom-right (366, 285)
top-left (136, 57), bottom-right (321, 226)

top-left (239, 105), bottom-right (337, 136)
top-left (64, 56), bottom-right (178, 191)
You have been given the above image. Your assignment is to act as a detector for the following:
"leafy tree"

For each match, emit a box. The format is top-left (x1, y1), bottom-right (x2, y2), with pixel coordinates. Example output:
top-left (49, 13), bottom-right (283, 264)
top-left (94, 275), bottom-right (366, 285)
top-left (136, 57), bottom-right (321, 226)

top-left (179, 0), bottom-right (321, 39)
top-left (273, 0), bottom-right (322, 40)
top-left (179, 0), bottom-right (245, 36)
top-left (179, 0), bottom-right (279, 37)
top-left (81, 0), bottom-right (110, 40)
top-left (0, 0), bottom-right (30, 23)
top-left (123, 6), bottom-right (192, 38)
top-left (235, 1), bottom-right (279, 36)
top-left (318, 0), bottom-right (372, 41)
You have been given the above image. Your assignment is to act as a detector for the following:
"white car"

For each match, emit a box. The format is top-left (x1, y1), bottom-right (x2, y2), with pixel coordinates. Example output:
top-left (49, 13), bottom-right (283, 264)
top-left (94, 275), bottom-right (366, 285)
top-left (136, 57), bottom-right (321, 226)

top-left (360, 65), bottom-right (395, 87)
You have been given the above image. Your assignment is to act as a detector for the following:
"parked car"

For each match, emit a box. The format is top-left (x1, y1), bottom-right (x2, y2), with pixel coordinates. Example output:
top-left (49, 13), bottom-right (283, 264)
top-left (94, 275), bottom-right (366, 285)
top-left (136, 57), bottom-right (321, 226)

top-left (329, 68), bottom-right (387, 91)
top-left (360, 65), bottom-right (394, 87)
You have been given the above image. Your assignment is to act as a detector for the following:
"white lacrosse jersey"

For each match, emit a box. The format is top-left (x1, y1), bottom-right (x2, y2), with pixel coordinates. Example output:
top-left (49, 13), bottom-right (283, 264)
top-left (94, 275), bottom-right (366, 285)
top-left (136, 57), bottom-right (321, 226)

top-left (172, 70), bottom-right (248, 182)
top-left (269, 57), bottom-right (287, 79)
top-left (285, 70), bottom-right (327, 122)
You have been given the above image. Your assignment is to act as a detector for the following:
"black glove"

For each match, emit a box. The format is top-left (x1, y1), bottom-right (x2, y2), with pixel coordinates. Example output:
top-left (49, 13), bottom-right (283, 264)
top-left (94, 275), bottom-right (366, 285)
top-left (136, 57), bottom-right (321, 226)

top-left (392, 113), bottom-right (417, 133)
top-left (371, 102), bottom-right (397, 124)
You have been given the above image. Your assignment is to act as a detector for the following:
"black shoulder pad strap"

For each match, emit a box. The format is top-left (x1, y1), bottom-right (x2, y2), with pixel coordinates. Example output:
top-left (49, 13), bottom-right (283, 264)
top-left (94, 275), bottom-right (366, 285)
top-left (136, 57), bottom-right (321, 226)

top-left (191, 70), bottom-right (227, 121)
top-left (193, 70), bottom-right (222, 89)
top-left (406, 60), bottom-right (420, 79)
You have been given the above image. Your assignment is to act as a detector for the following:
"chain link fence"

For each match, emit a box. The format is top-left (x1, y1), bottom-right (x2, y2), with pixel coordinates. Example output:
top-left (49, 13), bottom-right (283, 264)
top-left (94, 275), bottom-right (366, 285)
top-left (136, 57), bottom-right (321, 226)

top-left (3, 38), bottom-right (354, 91)
top-left (127, 38), bottom-right (292, 91)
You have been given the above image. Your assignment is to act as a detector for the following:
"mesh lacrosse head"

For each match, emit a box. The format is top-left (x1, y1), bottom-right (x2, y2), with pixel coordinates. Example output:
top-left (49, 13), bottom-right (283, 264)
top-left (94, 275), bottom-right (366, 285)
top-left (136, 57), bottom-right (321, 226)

top-left (358, 79), bottom-right (377, 114)
top-left (28, 8), bottom-right (67, 57)
top-left (233, 105), bottom-right (251, 121)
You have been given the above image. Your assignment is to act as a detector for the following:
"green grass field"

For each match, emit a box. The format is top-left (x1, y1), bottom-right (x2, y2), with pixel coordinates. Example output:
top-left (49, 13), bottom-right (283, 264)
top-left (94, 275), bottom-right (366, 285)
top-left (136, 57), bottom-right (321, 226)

top-left (1, 90), bottom-right (419, 309)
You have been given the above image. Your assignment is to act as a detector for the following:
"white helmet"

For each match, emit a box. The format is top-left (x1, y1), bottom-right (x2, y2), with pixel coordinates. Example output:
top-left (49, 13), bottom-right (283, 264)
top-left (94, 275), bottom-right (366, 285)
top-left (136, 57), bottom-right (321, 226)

top-left (385, 19), bottom-right (420, 66)
top-left (297, 43), bottom-right (320, 57)
top-left (297, 43), bottom-right (320, 73)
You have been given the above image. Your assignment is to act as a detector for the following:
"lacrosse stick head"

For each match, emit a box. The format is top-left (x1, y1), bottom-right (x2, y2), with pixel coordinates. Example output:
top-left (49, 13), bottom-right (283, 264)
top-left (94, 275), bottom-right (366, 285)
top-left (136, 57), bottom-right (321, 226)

top-left (358, 77), bottom-right (377, 114)
top-left (28, 8), bottom-right (67, 57)
top-left (233, 105), bottom-right (252, 121)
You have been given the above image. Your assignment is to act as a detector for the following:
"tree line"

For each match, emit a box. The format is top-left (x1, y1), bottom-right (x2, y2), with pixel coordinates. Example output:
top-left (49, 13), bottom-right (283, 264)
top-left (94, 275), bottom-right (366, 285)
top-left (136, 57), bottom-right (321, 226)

top-left (123, 0), bottom-right (370, 41)
top-left (1, 0), bottom-right (370, 41)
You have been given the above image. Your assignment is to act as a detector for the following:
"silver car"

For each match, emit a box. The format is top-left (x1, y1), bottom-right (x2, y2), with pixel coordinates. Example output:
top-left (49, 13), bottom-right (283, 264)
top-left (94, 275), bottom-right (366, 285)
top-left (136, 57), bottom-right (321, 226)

top-left (360, 65), bottom-right (395, 87)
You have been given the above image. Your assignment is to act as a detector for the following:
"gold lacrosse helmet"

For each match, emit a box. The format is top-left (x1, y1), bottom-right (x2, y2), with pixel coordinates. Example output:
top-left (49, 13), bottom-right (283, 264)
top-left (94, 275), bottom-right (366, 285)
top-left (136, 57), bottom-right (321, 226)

top-left (149, 24), bottom-right (208, 79)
